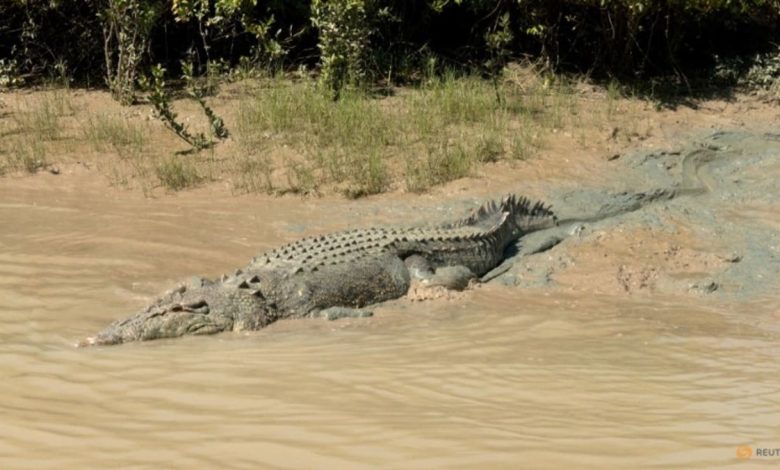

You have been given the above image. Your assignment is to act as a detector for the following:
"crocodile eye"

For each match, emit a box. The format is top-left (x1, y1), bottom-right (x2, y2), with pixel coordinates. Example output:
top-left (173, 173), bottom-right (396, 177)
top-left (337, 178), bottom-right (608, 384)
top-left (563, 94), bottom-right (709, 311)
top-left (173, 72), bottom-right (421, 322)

top-left (185, 301), bottom-right (210, 314)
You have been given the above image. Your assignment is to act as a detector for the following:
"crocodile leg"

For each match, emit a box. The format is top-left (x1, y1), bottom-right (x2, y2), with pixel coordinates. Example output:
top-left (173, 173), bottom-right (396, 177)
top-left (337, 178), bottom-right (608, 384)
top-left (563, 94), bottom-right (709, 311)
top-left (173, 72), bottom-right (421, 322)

top-left (313, 307), bottom-right (374, 320)
top-left (314, 254), bottom-right (478, 322)
top-left (404, 255), bottom-right (476, 291)
top-left (404, 255), bottom-right (436, 280)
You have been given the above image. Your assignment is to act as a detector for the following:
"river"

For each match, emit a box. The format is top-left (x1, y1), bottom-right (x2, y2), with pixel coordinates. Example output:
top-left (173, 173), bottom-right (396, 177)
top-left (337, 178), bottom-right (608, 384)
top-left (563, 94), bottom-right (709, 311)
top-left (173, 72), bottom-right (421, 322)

top-left (1, 174), bottom-right (778, 468)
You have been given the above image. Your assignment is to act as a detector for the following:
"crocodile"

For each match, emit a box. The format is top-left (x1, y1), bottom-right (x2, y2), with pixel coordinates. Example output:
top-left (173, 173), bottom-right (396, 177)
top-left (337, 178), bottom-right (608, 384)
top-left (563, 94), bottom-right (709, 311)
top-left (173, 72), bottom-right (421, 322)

top-left (80, 194), bottom-right (557, 346)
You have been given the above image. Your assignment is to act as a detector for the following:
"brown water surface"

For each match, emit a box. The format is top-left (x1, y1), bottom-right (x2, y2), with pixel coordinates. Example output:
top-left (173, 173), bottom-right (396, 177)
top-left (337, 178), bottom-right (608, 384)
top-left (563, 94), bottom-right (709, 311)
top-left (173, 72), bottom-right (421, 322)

top-left (1, 176), bottom-right (779, 469)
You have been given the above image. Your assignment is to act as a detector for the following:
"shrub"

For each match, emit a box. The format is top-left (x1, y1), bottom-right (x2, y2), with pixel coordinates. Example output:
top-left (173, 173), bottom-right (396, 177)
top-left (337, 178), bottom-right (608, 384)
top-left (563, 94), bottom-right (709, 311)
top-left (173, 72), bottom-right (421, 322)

top-left (101, 0), bottom-right (161, 104)
top-left (311, 0), bottom-right (371, 99)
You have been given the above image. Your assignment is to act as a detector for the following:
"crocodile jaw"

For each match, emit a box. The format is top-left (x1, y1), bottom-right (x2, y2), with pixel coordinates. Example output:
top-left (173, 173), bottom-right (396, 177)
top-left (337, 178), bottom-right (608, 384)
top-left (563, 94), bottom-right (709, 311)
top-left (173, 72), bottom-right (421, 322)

top-left (78, 282), bottom-right (267, 347)
top-left (78, 308), bottom-right (236, 347)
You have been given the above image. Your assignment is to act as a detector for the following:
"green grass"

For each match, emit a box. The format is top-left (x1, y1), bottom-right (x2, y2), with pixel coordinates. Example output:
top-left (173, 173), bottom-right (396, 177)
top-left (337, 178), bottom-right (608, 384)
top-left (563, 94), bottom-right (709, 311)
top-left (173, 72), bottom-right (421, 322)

top-left (235, 71), bottom-right (564, 194)
top-left (406, 72), bottom-right (499, 127)
top-left (605, 79), bottom-right (621, 119)
top-left (405, 140), bottom-right (472, 192)
top-left (475, 132), bottom-right (505, 163)
top-left (237, 81), bottom-right (393, 150)
top-left (84, 113), bottom-right (147, 158)
top-left (13, 96), bottom-right (63, 141)
top-left (237, 80), bottom-right (395, 195)
top-left (83, 113), bottom-right (162, 191)
top-left (1, 92), bottom-right (74, 173)
top-left (233, 154), bottom-right (274, 194)
top-left (3, 137), bottom-right (48, 173)
top-left (155, 156), bottom-right (202, 191)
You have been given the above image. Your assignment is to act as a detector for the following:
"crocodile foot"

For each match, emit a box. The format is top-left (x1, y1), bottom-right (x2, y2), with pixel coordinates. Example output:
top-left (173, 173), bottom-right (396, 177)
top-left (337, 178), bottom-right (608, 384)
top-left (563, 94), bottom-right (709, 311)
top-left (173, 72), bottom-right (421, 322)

top-left (314, 307), bottom-right (374, 321)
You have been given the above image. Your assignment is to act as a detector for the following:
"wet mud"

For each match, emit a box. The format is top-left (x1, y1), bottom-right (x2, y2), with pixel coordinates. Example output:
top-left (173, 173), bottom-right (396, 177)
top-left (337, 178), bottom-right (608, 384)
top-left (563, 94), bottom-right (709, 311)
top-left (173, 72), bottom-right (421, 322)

top-left (496, 131), bottom-right (780, 301)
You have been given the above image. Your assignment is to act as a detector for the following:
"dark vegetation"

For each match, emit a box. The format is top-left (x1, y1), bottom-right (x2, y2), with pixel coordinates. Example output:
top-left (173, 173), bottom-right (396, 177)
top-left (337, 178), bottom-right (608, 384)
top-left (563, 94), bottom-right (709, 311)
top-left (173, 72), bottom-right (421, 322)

top-left (2, 1), bottom-right (780, 97)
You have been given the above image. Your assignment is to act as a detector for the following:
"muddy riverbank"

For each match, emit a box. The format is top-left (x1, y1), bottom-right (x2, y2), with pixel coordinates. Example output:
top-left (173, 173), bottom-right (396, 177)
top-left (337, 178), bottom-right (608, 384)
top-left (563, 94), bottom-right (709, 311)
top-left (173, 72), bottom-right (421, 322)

top-left (1, 92), bottom-right (779, 467)
top-left (499, 131), bottom-right (780, 302)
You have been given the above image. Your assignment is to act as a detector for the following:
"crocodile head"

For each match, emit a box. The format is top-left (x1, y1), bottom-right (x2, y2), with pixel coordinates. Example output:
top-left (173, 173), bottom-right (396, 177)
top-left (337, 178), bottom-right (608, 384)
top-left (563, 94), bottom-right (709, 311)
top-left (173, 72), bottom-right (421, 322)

top-left (79, 277), bottom-right (270, 347)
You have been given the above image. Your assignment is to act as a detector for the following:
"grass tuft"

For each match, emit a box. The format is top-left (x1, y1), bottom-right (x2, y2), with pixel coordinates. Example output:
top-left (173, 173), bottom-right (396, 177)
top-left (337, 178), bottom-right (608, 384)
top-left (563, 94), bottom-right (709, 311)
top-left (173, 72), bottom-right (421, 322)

top-left (13, 98), bottom-right (61, 141)
top-left (233, 154), bottom-right (274, 194)
top-left (155, 156), bottom-right (202, 191)
top-left (405, 140), bottom-right (473, 192)
top-left (1, 91), bottom-right (75, 173)
top-left (84, 114), bottom-right (147, 157)
top-left (4, 138), bottom-right (48, 173)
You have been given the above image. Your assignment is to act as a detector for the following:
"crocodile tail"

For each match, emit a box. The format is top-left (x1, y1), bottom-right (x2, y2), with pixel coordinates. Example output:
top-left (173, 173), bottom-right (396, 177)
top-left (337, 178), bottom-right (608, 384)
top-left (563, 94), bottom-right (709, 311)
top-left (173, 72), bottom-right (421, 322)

top-left (505, 194), bottom-right (557, 235)
top-left (449, 194), bottom-right (556, 234)
top-left (448, 197), bottom-right (506, 231)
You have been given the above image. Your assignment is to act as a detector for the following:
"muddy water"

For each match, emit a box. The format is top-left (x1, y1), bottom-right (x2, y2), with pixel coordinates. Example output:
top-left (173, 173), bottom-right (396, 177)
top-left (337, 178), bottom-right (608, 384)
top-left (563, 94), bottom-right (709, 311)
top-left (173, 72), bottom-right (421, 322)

top-left (1, 176), bottom-right (779, 469)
